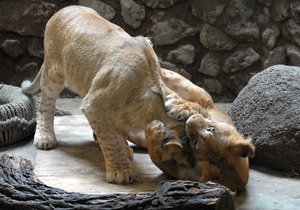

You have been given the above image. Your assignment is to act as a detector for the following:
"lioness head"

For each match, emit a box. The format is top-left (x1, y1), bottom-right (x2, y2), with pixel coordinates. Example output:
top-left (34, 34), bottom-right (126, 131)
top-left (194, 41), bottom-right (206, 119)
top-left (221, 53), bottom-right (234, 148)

top-left (184, 113), bottom-right (255, 191)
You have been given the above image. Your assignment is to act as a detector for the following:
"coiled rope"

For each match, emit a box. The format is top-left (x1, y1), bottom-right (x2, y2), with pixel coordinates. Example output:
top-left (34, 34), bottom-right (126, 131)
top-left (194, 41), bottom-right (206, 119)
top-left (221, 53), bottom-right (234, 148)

top-left (0, 84), bottom-right (36, 146)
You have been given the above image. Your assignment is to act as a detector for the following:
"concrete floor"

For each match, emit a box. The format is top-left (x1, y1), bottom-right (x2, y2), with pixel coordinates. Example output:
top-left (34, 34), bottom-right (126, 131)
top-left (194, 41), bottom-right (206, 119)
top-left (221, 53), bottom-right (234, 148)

top-left (1, 98), bottom-right (299, 209)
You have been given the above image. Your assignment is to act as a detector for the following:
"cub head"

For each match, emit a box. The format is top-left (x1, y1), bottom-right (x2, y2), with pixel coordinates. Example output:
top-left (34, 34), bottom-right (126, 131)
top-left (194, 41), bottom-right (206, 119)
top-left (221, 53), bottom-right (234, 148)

top-left (185, 113), bottom-right (255, 191)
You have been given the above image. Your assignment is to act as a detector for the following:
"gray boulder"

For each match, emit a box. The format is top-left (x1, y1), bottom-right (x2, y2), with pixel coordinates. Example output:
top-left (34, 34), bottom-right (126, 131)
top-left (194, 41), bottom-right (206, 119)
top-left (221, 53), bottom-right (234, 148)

top-left (228, 65), bottom-right (300, 176)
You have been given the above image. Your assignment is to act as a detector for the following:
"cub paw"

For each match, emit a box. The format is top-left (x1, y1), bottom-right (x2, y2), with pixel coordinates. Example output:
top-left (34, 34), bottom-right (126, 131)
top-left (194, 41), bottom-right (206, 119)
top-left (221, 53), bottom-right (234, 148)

top-left (165, 94), bottom-right (208, 120)
top-left (106, 168), bottom-right (137, 184)
top-left (34, 132), bottom-right (57, 150)
top-left (145, 120), bottom-right (166, 141)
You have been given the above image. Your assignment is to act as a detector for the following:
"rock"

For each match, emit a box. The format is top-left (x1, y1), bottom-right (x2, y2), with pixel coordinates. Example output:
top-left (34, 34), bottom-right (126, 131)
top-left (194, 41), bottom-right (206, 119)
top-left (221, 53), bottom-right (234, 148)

top-left (262, 26), bottom-right (280, 49)
top-left (79, 0), bottom-right (116, 21)
top-left (222, 48), bottom-right (260, 74)
top-left (167, 45), bottom-right (195, 65)
top-left (200, 24), bottom-right (237, 51)
top-left (263, 46), bottom-right (286, 69)
top-left (227, 74), bottom-right (253, 96)
top-left (1, 39), bottom-right (22, 58)
top-left (160, 61), bottom-right (192, 80)
top-left (256, 0), bottom-right (272, 7)
top-left (270, 0), bottom-right (289, 22)
top-left (290, 0), bottom-right (300, 23)
top-left (0, 0), bottom-right (56, 36)
top-left (120, 0), bottom-right (146, 29)
top-left (191, 0), bottom-right (226, 24)
top-left (282, 19), bottom-right (300, 47)
top-left (215, 0), bottom-right (260, 41)
top-left (28, 38), bottom-right (44, 59)
top-left (199, 52), bottom-right (221, 77)
top-left (141, 0), bottom-right (178, 9)
top-left (203, 79), bottom-right (222, 94)
top-left (228, 65), bottom-right (300, 176)
top-left (287, 46), bottom-right (300, 66)
top-left (256, 6), bottom-right (270, 26)
top-left (16, 62), bottom-right (39, 73)
top-left (148, 12), bottom-right (196, 46)
top-left (224, 20), bottom-right (259, 42)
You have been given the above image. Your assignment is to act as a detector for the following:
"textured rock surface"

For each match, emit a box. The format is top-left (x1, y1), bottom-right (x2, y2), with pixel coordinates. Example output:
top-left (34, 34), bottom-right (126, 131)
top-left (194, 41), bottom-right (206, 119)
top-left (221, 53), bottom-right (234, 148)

top-left (228, 65), bottom-right (300, 176)
top-left (287, 46), bottom-right (300, 66)
top-left (199, 52), bottom-right (221, 77)
top-left (120, 0), bottom-right (145, 29)
top-left (1, 0), bottom-right (300, 101)
top-left (263, 46), bottom-right (287, 68)
top-left (0, 0), bottom-right (56, 36)
top-left (1, 39), bottom-right (23, 58)
top-left (262, 26), bottom-right (280, 49)
top-left (200, 24), bottom-right (237, 51)
top-left (79, 0), bottom-right (116, 21)
top-left (167, 44), bottom-right (195, 65)
top-left (223, 48), bottom-right (260, 74)
top-left (148, 12), bottom-right (196, 46)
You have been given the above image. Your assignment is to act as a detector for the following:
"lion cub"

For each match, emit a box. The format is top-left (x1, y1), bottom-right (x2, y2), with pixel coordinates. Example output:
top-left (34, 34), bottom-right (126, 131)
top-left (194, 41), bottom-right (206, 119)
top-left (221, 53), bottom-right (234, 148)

top-left (147, 70), bottom-right (255, 191)
top-left (146, 113), bottom-right (255, 192)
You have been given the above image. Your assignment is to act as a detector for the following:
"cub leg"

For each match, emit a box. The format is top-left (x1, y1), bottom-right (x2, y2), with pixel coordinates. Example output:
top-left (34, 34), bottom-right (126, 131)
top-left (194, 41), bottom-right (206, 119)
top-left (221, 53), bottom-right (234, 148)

top-left (81, 99), bottom-right (137, 184)
top-left (161, 68), bottom-right (214, 109)
top-left (161, 69), bottom-right (214, 120)
top-left (34, 65), bottom-right (64, 150)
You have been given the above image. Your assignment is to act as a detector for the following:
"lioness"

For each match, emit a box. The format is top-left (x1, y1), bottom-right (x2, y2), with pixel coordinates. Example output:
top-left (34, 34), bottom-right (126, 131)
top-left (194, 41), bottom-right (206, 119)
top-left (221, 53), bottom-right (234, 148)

top-left (22, 6), bottom-right (254, 191)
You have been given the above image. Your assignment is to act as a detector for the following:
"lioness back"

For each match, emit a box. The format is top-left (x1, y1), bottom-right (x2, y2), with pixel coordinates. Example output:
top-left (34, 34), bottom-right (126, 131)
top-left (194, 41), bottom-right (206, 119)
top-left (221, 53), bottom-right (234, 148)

top-left (44, 6), bottom-right (144, 97)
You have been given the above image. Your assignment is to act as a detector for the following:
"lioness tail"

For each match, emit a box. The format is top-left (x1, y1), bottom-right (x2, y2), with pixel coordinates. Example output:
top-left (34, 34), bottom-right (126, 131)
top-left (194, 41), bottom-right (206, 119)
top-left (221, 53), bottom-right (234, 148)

top-left (21, 65), bottom-right (42, 94)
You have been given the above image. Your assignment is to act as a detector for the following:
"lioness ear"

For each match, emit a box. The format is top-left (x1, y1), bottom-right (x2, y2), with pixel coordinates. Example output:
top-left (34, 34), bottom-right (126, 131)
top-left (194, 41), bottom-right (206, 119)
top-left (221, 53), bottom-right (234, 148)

top-left (229, 138), bottom-right (255, 158)
top-left (161, 135), bottom-right (183, 162)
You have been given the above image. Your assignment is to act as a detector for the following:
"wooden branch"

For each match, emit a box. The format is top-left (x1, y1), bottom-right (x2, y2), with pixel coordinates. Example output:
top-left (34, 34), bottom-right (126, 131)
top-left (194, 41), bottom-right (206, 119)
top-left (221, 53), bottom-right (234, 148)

top-left (0, 154), bottom-right (236, 210)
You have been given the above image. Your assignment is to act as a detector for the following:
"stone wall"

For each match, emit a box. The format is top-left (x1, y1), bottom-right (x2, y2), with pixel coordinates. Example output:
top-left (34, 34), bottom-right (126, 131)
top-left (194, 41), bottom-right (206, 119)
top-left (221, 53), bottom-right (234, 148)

top-left (1, 0), bottom-right (300, 101)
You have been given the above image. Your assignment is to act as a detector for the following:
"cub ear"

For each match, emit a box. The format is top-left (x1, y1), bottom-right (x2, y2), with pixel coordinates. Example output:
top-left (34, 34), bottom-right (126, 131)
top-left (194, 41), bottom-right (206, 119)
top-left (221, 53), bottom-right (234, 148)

top-left (229, 138), bottom-right (255, 158)
top-left (161, 135), bottom-right (183, 162)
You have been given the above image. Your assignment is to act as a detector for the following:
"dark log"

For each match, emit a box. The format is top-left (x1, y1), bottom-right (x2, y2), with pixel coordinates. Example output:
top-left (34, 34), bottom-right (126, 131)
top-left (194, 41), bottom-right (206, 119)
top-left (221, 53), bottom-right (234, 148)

top-left (0, 154), bottom-right (236, 210)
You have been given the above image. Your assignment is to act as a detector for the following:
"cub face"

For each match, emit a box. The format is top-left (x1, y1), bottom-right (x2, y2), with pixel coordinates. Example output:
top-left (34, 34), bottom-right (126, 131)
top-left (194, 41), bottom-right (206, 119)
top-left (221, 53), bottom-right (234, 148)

top-left (185, 114), bottom-right (255, 191)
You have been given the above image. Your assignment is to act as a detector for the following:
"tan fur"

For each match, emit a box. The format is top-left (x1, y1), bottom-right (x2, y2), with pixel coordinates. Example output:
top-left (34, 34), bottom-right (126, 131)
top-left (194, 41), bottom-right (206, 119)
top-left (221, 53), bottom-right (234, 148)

top-left (22, 6), bottom-right (254, 190)
top-left (146, 112), bottom-right (255, 192)
top-left (21, 6), bottom-right (204, 184)
top-left (147, 69), bottom-right (255, 192)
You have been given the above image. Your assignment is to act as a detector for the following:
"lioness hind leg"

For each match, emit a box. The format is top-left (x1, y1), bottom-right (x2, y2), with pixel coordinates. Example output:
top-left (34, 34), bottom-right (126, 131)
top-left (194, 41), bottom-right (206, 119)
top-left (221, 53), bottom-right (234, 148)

top-left (34, 66), bottom-right (64, 150)
top-left (81, 102), bottom-right (137, 184)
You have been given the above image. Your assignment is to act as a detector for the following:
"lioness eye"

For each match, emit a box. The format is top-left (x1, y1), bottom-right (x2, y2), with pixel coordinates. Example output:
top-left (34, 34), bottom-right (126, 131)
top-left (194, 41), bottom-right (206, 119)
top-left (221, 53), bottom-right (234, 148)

top-left (206, 127), bottom-right (214, 132)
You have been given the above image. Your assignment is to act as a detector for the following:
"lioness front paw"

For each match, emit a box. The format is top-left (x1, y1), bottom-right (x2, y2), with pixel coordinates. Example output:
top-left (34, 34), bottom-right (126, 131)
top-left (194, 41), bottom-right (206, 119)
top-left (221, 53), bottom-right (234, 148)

top-left (165, 94), bottom-right (208, 120)
top-left (34, 132), bottom-right (57, 150)
top-left (106, 168), bottom-right (137, 184)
